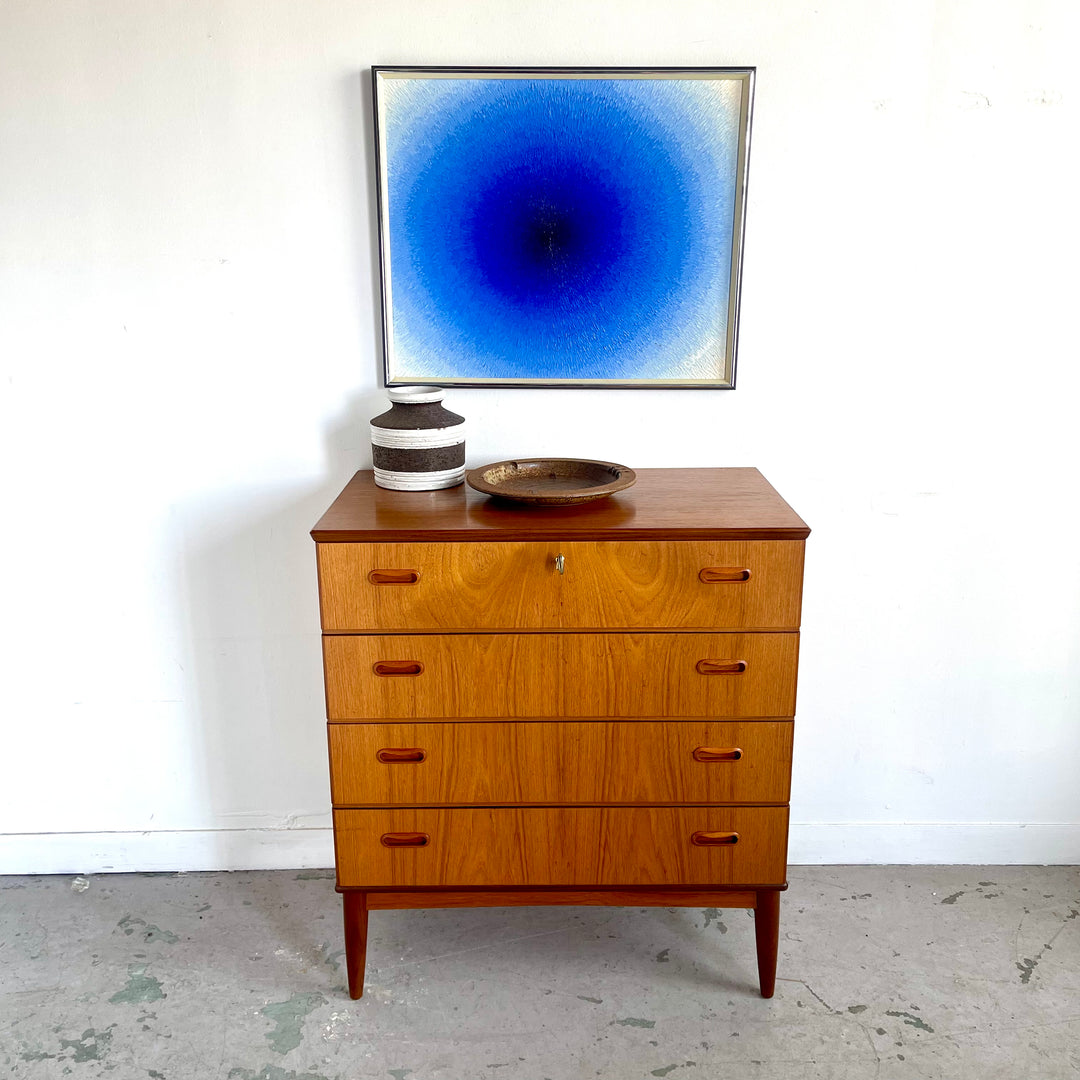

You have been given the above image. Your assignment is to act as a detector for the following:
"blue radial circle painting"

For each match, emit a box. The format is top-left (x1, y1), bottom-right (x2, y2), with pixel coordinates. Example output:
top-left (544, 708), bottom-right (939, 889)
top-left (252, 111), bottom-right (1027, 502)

top-left (373, 68), bottom-right (754, 387)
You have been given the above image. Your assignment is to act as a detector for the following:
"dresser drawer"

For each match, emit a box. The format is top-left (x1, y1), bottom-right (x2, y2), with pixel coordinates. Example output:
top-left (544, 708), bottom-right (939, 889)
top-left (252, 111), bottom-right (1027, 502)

top-left (333, 806), bottom-right (789, 888)
top-left (329, 720), bottom-right (793, 806)
top-left (323, 632), bottom-right (798, 720)
top-left (317, 540), bottom-right (804, 631)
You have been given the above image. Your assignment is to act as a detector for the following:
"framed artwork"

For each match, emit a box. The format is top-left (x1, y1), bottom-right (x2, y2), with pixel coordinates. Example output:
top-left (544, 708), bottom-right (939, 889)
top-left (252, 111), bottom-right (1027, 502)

top-left (372, 67), bottom-right (754, 389)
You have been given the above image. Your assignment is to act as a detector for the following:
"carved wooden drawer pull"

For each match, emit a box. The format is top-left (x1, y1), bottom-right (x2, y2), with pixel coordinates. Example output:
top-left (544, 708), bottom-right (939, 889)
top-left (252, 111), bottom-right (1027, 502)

top-left (375, 747), bottom-right (427, 764)
top-left (691, 831), bottom-right (740, 847)
top-left (695, 659), bottom-right (747, 675)
top-left (692, 746), bottom-right (743, 763)
top-left (380, 832), bottom-right (430, 848)
top-left (372, 660), bottom-right (425, 677)
top-left (368, 569), bottom-right (420, 585)
top-left (698, 567), bottom-right (751, 583)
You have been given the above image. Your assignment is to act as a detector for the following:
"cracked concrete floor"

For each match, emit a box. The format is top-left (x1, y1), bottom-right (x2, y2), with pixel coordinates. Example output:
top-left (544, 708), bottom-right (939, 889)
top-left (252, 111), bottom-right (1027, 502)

top-left (2, 866), bottom-right (1079, 1080)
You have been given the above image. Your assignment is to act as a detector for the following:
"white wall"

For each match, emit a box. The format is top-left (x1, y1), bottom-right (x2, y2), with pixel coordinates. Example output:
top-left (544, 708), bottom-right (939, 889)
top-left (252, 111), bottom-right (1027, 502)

top-left (2, 0), bottom-right (1078, 872)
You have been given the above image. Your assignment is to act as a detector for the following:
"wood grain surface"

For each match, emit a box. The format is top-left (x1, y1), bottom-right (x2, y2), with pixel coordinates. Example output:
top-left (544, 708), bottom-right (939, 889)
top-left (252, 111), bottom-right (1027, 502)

top-left (317, 539), bottom-right (804, 632)
top-left (323, 632), bottom-right (799, 719)
top-left (328, 720), bottom-right (793, 806)
top-left (312, 465), bottom-right (808, 995)
top-left (311, 468), bottom-right (810, 542)
top-left (333, 806), bottom-right (790, 887)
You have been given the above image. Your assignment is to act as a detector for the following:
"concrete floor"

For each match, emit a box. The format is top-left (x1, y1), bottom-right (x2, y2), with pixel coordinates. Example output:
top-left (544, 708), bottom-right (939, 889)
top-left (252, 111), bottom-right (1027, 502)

top-left (1, 867), bottom-right (1078, 1080)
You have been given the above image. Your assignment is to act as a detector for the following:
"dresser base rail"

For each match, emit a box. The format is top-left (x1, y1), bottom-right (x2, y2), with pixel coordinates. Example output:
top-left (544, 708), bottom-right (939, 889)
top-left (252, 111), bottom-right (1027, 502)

top-left (338, 885), bottom-right (785, 999)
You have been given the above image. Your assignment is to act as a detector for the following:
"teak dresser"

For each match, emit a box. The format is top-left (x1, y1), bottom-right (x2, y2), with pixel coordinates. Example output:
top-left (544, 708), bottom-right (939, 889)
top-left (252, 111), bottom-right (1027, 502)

top-left (311, 467), bottom-right (809, 998)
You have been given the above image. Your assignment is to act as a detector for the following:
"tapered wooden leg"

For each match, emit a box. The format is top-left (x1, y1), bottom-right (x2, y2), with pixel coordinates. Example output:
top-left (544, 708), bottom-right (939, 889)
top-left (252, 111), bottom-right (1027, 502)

top-left (754, 889), bottom-right (780, 998)
top-left (342, 890), bottom-right (368, 999)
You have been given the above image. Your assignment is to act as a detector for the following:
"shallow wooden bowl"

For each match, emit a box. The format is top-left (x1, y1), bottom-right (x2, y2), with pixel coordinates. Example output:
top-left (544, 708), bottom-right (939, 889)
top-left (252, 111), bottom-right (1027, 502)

top-left (466, 458), bottom-right (637, 505)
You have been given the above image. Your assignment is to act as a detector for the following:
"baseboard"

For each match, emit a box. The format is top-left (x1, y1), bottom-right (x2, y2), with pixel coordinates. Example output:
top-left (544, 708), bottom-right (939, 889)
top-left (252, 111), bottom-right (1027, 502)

top-left (0, 828), bottom-right (336, 875)
top-left (1, 823), bottom-right (1077, 876)
top-left (787, 823), bottom-right (1080, 865)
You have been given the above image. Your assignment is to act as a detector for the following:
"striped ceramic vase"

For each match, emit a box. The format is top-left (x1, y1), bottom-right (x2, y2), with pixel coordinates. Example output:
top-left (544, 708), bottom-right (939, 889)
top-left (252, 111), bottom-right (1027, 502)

top-left (369, 386), bottom-right (466, 491)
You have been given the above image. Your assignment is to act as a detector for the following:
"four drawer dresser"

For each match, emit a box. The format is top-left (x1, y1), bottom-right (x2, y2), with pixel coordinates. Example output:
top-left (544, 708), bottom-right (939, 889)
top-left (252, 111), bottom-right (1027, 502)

top-left (311, 467), bottom-right (809, 998)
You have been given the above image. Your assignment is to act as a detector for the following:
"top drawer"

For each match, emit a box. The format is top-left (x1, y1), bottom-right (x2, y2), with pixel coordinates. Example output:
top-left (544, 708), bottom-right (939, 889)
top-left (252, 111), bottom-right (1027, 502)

top-left (317, 540), bottom-right (804, 632)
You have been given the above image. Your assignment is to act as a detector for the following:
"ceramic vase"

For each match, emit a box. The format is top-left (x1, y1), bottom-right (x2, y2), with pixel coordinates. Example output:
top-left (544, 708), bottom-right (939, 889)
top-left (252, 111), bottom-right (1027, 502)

top-left (369, 386), bottom-right (466, 491)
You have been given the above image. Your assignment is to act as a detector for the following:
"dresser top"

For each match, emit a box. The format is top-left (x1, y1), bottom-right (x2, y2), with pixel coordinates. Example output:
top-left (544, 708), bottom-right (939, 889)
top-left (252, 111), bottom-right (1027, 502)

top-left (312, 468), bottom-right (809, 542)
